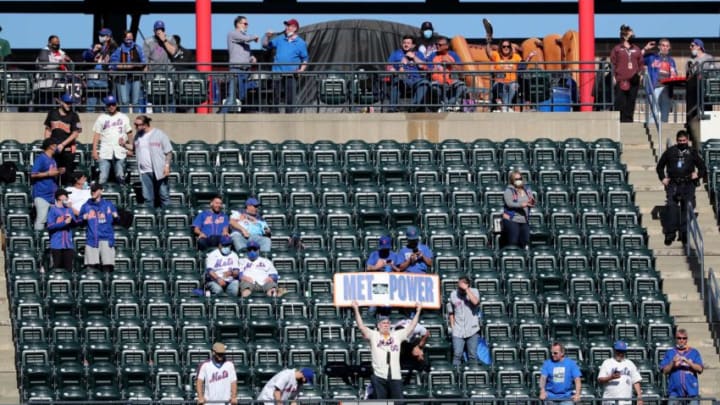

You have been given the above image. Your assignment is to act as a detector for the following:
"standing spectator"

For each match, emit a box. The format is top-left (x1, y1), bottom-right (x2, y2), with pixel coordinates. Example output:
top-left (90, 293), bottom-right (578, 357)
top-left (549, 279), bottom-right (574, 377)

top-left (597, 340), bottom-right (643, 405)
top-left (229, 197), bottom-right (271, 252)
top-left (502, 170), bottom-right (535, 249)
top-left (130, 115), bottom-right (172, 208)
top-left (47, 189), bottom-right (78, 271)
top-left (387, 35), bottom-right (430, 112)
top-left (660, 328), bottom-right (704, 403)
top-left (0, 25), bottom-right (11, 62)
top-left (193, 195), bottom-right (230, 251)
top-left (92, 95), bottom-right (133, 185)
top-left (610, 25), bottom-right (644, 123)
top-left (448, 275), bottom-right (481, 366)
top-left (143, 20), bottom-right (177, 72)
top-left (686, 39), bottom-right (715, 125)
top-left (238, 241), bottom-right (278, 297)
top-left (223, 15), bottom-right (259, 112)
top-left (427, 36), bottom-right (468, 109)
top-left (195, 342), bottom-right (237, 405)
top-left (43, 93), bottom-right (81, 186)
top-left (82, 28), bottom-right (117, 112)
top-left (79, 183), bottom-right (119, 272)
top-left (205, 238), bottom-right (241, 296)
top-left (65, 171), bottom-right (91, 216)
top-left (485, 38), bottom-right (522, 111)
top-left (539, 342), bottom-right (582, 404)
top-left (36, 35), bottom-right (72, 109)
top-left (656, 130), bottom-right (706, 246)
top-left (352, 300), bottom-right (422, 400)
top-left (416, 21), bottom-right (437, 59)
top-left (397, 226), bottom-right (433, 273)
top-left (256, 367), bottom-right (314, 405)
top-left (110, 31), bottom-right (146, 113)
top-left (394, 318), bottom-right (431, 384)
top-left (31, 138), bottom-right (61, 231)
top-left (262, 18), bottom-right (308, 113)
top-left (644, 39), bottom-right (677, 124)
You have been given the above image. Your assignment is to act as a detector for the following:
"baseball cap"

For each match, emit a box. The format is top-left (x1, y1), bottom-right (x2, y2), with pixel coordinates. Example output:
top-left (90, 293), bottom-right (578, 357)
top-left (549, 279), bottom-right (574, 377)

top-left (220, 236), bottom-right (233, 247)
top-left (41, 138), bottom-right (56, 151)
top-left (405, 226), bottom-right (420, 240)
top-left (247, 240), bottom-right (260, 250)
top-left (102, 95), bottom-right (118, 105)
top-left (153, 20), bottom-right (166, 31)
top-left (99, 28), bottom-right (112, 36)
top-left (692, 38), bottom-right (705, 51)
top-left (377, 314), bottom-right (391, 323)
top-left (60, 93), bottom-right (75, 104)
top-left (212, 342), bottom-right (226, 354)
top-left (284, 19), bottom-right (300, 28)
top-left (55, 189), bottom-right (70, 199)
top-left (245, 197), bottom-right (260, 207)
top-left (300, 367), bottom-right (314, 385)
top-left (90, 183), bottom-right (104, 193)
top-left (378, 235), bottom-right (392, 249)
top-left (420, 21), bottom-right (434, 31)
top-left (613, 340), bottom-right (628, 351)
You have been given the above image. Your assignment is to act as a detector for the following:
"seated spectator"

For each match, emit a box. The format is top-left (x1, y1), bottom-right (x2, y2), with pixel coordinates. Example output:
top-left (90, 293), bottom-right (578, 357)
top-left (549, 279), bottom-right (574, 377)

top-left (387, 35), bottom-right (430, 112)
top-left (230, 197), bottom-right (271, 252)
top-left (238, 241), bottom-right (279, 297)
top-left (65, 171), bottom-right (91, 216)
top-left (427, 36), bottom-right (467, 110)
top-left (47, 189), bottom-right (78, 270)
top-left (79, 183), bottom-right (119, 272)
top-left (193, 195), bottom-right (230, 251)
top-left (205, 237), bottom-right (241, 296)
top-left (31, 138), bottom-right (60, 231)
top-left (366, 235), bottom-right (402, 272)
top-left (397, 226), bottom-right (433, 273)
top-left (502, 170), bottom-right (535, 249)
top-left (485, 38), bottom-right (522, 111)
top-left (417, 21), bottom-right (438, 59)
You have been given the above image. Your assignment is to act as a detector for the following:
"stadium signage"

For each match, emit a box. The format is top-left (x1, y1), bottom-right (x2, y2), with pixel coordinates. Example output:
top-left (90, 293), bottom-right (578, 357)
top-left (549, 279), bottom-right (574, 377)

top-left (333, 272), bottom-right (441, 309)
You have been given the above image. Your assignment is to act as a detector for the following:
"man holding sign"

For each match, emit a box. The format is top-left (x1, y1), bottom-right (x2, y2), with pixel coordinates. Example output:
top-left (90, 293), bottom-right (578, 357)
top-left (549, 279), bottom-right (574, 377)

top-left (352, 300), bottom-right (422, 400)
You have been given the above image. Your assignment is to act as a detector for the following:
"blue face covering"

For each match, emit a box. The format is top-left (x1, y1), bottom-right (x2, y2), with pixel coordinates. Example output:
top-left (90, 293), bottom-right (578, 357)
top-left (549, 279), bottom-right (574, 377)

top-left (247, 250), bottom-right (259, 261)
top-left (220, 247), bottom-right (232, 255)
top-left (124, 39), bottom-right (134, 47)
top-left (423, 30), bottom-right (433, 39)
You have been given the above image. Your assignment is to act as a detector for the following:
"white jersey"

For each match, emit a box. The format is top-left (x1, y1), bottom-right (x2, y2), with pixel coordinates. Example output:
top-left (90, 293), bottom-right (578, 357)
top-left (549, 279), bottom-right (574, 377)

top-left (196, 360), bottom-right (237, 403)
top-left (257, 369), bottom-right (300, 403)
top-left (205, 249), bottom-right (241, 282)
top-left (393, 319), bottom-right (428, 343)
top-left (598, 357), bottom-right (641, 405)
top-left (65, 185), bottom-right (91, 215)
top-left (368, 327), bottom-right (411, 380)
top-left (92, 112), bottom-right (132, 160)
top-left (238, 257), bottom-right (278, 284)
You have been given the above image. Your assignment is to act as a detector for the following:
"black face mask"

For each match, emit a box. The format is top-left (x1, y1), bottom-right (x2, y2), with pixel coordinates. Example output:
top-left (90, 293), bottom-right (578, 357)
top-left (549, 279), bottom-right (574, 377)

top-left (214, 354), bottom-right (226, 363)
top-left (379, 249), bottom-right (390, 259)
top-left (50, 44), bottom-right (60, 51)
top-left (407, 240), bottom-right (418, 249)
top-left (677, 143), bottom-right (688, 151)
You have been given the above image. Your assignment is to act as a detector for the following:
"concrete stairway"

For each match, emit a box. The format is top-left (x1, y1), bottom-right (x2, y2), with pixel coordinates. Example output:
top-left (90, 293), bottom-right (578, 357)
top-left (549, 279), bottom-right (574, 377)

top-left (0, 240), bottom-right (20, 403)
top-left (621, 122), bottom-right (720, 399)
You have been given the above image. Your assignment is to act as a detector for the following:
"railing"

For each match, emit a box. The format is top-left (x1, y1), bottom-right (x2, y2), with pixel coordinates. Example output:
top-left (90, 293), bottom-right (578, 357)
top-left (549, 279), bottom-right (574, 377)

top-left (694, 59), bottom-right (720, 119)
top-left (686, 201), bottom-right (705, 302)
top-left (643, 71), bottom-right (664, 155)
top-left (0, 61), bottom-right (614, 113)
top-left (710, 268), bottom-right (720, 326)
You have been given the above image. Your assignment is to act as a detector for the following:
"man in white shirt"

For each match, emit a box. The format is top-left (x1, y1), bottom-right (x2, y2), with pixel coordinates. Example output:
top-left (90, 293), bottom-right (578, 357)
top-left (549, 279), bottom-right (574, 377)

top-left (238, 240), bottom-right (278, 297)
top-left (92, 95), bottom-right (133, 185)
top-left (257, 367), bottom-right (314, 405)
top-left (196, 342), bottom-right (237, 405)
top-left (597, 340), bottom-right (643, 405)
top-left (65, 171), bottom-right (91, 216)
top-left (352, 300), bottom-right (422, 399)
top-left (230, 197), bottom-right (272, 252)
top-left (205, 237), bottom-right (241, 296)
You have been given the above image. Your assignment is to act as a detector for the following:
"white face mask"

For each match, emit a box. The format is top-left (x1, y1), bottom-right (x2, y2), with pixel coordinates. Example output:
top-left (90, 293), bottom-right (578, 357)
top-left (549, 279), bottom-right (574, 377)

top-left (220, 247), bottom-right (232, 255)
top-left (98, 35), bottom-right (108, 43)
top-left (691, 49), bottom-right (698, 57)
top-left (423, 30), bottom-right (433, 39)
top-left (514, 179), bottom-right (524, 187)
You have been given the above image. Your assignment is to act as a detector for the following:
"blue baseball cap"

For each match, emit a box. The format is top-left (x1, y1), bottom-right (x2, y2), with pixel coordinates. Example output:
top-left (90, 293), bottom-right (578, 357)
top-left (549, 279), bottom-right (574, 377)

top-left (153, 20), bottom-right (166, 31)
top-left (102, 95), bottom-right (117, 105)
top-left (246, 240), bottom-right (260, 250)
top-left (613, 340), bottom-right (628, 351)
top-left (691, 38), bottom-right (705, 51)
top-left (378, 235), bottom-right (392, 249)
top-left (405, 226), bottom-right (420, 240)
top-left (300, 367), bottom-right (314, 385)
top-left (220, 236), bottom-right (233, 247)
top-left (60, 93), bottom-right (75, 104)
top-left (99, 28), bottom-right (112, 36)
top-left (245, 197), bottom-right (260, 207)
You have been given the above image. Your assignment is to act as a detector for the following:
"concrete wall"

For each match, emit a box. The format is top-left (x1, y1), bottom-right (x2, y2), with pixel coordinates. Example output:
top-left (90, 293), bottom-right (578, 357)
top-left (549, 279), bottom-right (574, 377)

top-left (0, 111), bottom-right (620, 145)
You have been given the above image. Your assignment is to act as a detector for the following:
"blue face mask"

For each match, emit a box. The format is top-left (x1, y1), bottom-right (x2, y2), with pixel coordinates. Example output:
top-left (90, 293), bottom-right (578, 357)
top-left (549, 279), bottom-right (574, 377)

top-left (423, 30), bottom-right (433, 39)
top-left (124, 39), bottom-right (134, 46)
top-left (247, 250), bottom-right (259, 261)
top-left (220, 247), bottom-right (232, 255)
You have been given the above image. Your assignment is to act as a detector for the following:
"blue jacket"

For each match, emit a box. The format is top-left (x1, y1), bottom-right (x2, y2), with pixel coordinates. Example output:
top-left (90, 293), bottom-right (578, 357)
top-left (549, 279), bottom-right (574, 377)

top-left (31, 153), bottom-right (58, 203)
top-left (110, 42), bottom-right (146, 70)
top-left (388, 49), bottom-right (426, 84)
top-left (660, 347), bottom-right (703, 397)
top-left (193, 210), bottom-right (229, 237)
top-left (79, 198), bottom-right (117, 248)
top-left (644, 52), bottom-right (678, 88)
top-left (47, 205), bottom-right (78, 249)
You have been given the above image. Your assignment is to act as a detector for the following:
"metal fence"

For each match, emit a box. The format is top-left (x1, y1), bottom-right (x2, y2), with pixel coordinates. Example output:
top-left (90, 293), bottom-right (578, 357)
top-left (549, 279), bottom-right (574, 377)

top-left (1, 61), bottom-right (614, 113)
top-left (695, 59), bottom-right (720, 118)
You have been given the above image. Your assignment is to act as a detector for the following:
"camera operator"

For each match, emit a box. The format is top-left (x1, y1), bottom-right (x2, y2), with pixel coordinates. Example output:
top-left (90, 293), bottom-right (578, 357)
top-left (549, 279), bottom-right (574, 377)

top-left (656, 130), bottom-right (706, 246)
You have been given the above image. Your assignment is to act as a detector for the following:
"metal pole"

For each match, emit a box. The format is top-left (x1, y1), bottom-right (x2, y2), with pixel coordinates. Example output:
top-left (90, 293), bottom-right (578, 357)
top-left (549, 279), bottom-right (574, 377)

top-left (195, 0), bottom-right (212, 114)
top-left (578, 0), bottom-right (595, 112)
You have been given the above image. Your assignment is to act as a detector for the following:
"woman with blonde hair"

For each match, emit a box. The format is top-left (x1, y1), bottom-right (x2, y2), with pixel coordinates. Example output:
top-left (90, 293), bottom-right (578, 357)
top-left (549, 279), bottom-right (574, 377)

top-left (502, 170), bottom-right (535, 248)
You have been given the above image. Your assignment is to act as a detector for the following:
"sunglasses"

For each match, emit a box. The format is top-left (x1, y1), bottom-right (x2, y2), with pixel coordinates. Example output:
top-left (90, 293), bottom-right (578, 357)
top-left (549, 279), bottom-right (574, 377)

top-left (551, 351), bottom-right (562, 355)
top-left (247, 247), bottom-right (260, 251)
top-left (502, 45), bottom-right (511, 49)
top-left (676, 336), bottom-right (688, 340)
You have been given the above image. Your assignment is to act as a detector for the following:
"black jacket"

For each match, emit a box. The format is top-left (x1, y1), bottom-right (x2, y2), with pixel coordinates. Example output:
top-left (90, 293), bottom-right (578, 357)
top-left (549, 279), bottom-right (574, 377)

top-left (656, 145), bottom-right (706, 181)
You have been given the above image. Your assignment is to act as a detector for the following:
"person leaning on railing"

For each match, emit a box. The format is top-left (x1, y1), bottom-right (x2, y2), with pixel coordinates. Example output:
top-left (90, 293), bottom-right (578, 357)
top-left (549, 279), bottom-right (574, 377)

top-left (82, 28), bottom-right (118, 112)
top-left (110, 31), bottom-right (147, 113)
